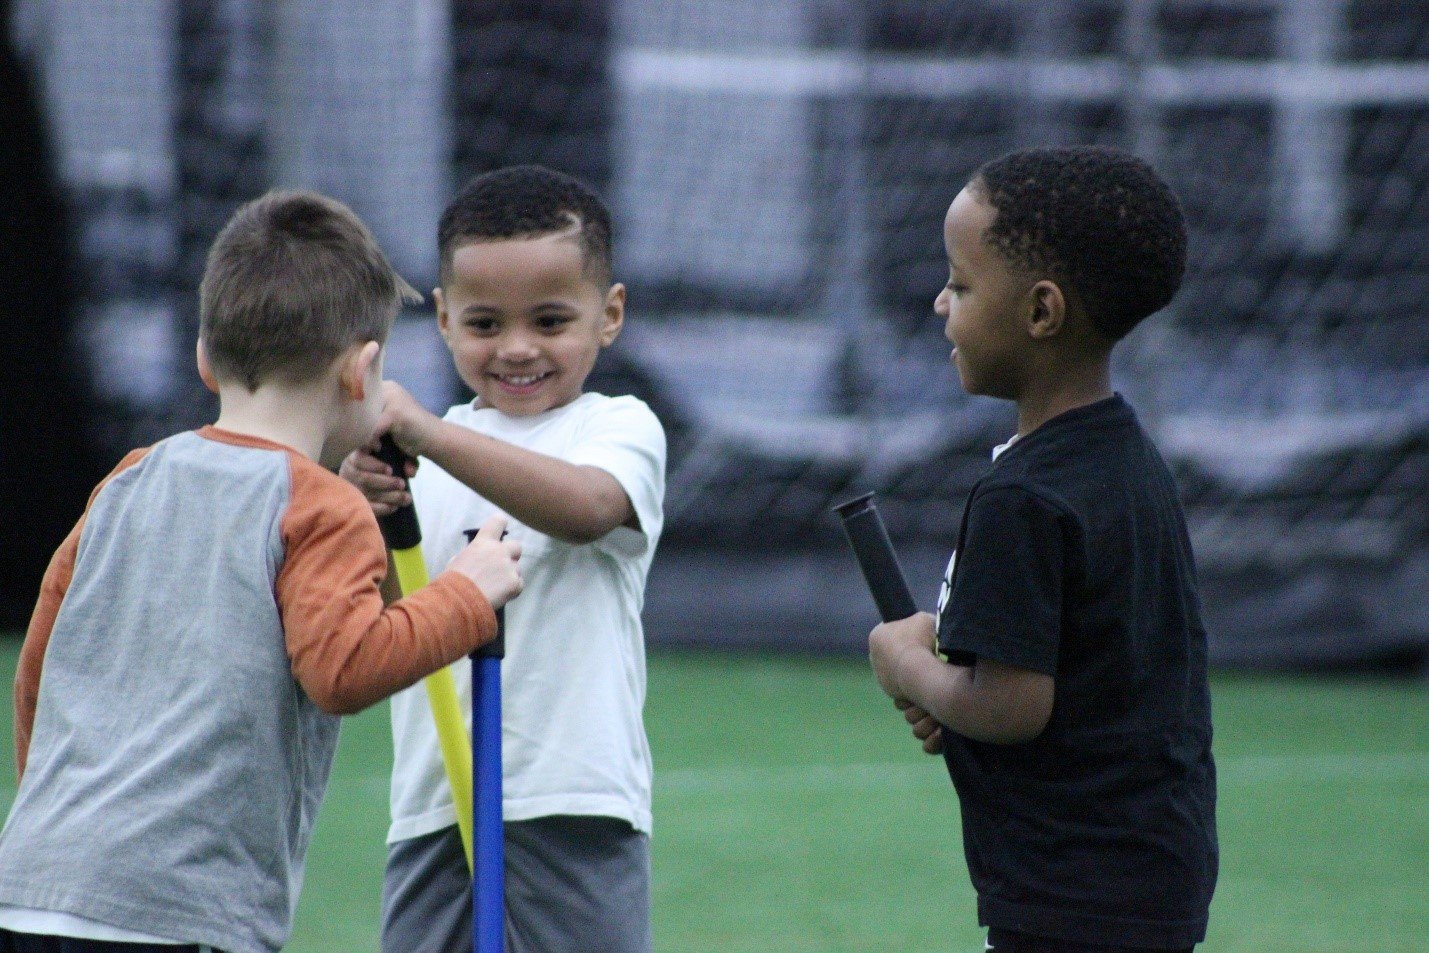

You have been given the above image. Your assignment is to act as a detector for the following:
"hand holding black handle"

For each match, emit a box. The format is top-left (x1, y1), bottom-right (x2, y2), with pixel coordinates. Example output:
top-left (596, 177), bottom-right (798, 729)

top-left (463, 528), bottom-right (506, 659)
top-left (374, 435), bottom-right (421, 550)
top-left (834, 492), bottom-right (919, 622)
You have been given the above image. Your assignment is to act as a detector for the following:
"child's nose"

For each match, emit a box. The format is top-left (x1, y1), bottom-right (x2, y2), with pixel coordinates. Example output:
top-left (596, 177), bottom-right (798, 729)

top-left (934, 287), bottom-right (950, 316)
top-left (497, 330), bottom-right (540, 361)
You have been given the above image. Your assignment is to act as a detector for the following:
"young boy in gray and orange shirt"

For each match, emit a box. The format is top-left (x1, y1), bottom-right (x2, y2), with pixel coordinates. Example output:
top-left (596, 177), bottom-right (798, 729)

top-left (0, 191), bottom-right (523, 953)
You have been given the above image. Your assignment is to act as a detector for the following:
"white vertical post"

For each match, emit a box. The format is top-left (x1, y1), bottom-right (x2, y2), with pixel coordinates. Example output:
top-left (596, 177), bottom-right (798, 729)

top-left (1122, 0), bottom-right (1164, 166)
top-left (1022, 1), bottom-right (1074, 147)
top-left (614, 0), bottom-right (812, 301)
top-left (1273, 0), bottom-right (1346, 254)
top-left (268, 0), bottom-right (451, 284)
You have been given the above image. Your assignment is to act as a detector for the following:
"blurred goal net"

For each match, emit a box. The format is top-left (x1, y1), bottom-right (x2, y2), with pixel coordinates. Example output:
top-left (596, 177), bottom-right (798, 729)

top-left (14, 0), bottom-right (1427, 665)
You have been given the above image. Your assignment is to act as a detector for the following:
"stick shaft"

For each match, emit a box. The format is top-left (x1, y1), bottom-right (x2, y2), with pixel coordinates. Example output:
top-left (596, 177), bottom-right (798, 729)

top-left (472, 648), bottom-right (504, 953)
top-left (390, 546), bottom-right (476, 870)
top-left (375, 438), bottom-right (477, 870)
top-left (463, 530), bottom-right (507, 953)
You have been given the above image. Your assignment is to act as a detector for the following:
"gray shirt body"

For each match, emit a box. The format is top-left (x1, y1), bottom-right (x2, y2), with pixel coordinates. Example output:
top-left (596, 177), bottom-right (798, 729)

top-left (0, 432), bottom-right (340, 953)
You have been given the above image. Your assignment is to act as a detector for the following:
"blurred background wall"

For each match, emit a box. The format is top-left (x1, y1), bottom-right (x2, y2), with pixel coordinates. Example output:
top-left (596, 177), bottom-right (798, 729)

top-left (3, 0), bottom-right (1425, 669)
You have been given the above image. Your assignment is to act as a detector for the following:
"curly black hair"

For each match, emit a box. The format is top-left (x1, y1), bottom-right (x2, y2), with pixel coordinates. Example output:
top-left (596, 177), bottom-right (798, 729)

top-left (438, 164), bottom-right (613, 285)
top-left (971, 146), bottom-right (1186, 341)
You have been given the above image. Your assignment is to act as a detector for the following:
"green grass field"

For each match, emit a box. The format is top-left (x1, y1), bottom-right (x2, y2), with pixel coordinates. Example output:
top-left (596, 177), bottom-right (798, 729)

top-left (0, 639), bottom-right (1424, 951)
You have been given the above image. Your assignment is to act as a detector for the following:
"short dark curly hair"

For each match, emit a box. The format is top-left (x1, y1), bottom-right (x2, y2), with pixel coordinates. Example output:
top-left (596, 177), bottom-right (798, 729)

top-left (438, 165), bottom-right (613, 286)
top-left (971, 145), bottom-right (1186, 341)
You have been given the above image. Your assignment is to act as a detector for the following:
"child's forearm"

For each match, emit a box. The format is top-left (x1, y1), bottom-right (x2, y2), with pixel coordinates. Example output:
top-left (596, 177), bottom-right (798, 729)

top-left (422, 419), bottom-right (634, 544)
top-left (291, 572), bottom-right (499, 715)
top-left (379, 551), bottom-right (402, 606)
top-left (894, 649), bottom-right (1055, 746)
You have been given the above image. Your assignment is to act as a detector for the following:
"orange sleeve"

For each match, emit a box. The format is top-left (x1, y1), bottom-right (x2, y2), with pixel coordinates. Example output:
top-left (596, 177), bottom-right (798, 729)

top-left (15, 448), bottom-right (150, 778)
top-left (276, 456), bottom-right (498, 715)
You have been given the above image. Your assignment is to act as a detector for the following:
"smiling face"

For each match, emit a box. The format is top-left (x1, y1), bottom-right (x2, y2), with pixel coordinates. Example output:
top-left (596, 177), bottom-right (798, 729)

top-left (934, 184), bottom-right (1040, 399)
top-left (436, 230), bottom-right (624, 417)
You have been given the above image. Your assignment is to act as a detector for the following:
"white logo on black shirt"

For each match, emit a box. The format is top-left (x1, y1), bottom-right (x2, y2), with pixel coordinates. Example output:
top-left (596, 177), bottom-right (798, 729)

top-left (937, 550), bottom-right (957, 618)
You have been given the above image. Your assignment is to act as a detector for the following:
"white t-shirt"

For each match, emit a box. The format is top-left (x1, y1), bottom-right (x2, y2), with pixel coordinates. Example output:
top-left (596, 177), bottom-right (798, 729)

top-left (387, 393), bottom-right (666, 842)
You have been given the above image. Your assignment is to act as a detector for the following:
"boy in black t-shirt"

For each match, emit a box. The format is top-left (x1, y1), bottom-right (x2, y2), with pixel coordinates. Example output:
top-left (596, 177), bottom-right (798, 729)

top-left (869, 146), bottom-right (1217, 952)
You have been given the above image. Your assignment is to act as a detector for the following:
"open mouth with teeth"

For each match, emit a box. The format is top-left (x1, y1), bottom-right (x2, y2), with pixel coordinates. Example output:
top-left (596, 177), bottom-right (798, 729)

top-left (491, 370), bottom-right (554, 395)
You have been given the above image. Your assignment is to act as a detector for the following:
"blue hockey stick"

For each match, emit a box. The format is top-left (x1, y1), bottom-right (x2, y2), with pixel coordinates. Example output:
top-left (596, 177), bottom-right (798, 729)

top-left (465, 529), bottom-right (506, 953)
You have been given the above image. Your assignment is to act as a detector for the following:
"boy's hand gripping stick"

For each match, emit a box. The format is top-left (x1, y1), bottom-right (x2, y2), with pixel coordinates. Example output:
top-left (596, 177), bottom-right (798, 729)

top-left (833, 492), bottom-right (919, 622)
top-left (464, 528), bottom-right (505, 953)
top-left (375, 436), bottom-right (476, 871)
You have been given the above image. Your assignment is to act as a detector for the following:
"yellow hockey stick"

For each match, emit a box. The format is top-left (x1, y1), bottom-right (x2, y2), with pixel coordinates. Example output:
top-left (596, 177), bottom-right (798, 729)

top-left (377, 438), bottom-right (475, 870)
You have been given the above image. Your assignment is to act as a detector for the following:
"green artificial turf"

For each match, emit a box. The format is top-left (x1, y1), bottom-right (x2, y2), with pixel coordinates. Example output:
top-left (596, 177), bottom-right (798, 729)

top-left (0, 639), bottom-right (1424, 951)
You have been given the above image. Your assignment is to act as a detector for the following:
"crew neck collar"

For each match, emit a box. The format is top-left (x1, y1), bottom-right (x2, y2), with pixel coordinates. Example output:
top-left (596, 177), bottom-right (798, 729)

top-left (995, 394), bottom-right (1131, 462)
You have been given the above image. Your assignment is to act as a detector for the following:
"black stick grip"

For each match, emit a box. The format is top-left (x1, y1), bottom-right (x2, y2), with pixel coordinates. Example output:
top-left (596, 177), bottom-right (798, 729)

top-left (375, 435), bottom-right (421, 550)
top-left (834, 492), bottom-right (919, 622)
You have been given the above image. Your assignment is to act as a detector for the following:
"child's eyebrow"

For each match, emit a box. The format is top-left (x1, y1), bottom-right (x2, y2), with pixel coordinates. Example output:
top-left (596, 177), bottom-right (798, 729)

top-left (531, 300), bottom-right (578, 311)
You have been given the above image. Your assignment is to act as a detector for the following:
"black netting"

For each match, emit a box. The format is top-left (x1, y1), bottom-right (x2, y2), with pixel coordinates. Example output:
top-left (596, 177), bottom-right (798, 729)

top-left (12, 0), bottom-right (1427, 665)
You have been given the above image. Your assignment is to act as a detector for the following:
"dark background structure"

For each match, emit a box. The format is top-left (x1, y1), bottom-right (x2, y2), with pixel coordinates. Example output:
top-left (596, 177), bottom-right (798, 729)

top-left (3, 0), bottom-right (1425, 669)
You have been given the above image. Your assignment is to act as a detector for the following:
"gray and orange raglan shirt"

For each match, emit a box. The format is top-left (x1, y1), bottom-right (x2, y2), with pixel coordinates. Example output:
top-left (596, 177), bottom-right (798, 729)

top-left (0, 427), bottom-right (498, 953)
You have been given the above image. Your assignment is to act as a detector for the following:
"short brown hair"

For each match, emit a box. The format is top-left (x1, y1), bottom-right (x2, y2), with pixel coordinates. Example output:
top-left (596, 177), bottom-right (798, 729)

top-left (200, 190), bottom-right (419, 390)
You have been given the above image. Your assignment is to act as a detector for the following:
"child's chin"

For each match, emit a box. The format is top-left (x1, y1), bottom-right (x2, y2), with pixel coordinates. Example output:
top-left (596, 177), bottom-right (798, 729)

top-left (482, 393), bottom-right (561, 417)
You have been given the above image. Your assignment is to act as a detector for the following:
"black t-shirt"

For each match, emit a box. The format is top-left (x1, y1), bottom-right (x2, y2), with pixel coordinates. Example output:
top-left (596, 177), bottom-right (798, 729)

top-left (937, 395), bottom-right (1218, 949)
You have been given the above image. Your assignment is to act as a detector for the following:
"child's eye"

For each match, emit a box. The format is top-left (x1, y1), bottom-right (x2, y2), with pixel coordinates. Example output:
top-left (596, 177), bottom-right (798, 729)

top-left (948, 282), bottom-right (968, 296)
top-left (536, 314), bottom-right (573, 332)
top-left (466, 317), bottom-right (499, 334)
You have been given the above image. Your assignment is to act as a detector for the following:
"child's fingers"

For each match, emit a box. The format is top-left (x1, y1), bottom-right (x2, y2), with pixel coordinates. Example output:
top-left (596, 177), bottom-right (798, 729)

top-left (473, 514), bottom-right (509, 542)
top-left (902, 703), bottom-right (944, 753)
top-left (349, 448), bottom-right (395, 476)
top-left (910, 713), bottom-right (939, 740)
top-left (370, 489), bottom-right (412, 516)
top-left (345, 458), bottom-right (407, 492)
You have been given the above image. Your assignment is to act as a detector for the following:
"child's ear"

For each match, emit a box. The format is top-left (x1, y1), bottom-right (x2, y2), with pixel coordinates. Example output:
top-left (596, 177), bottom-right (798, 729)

top-left (341, 341), bottom-right (382, 400)
top-left (599, 283), bottom-right (626, 347)
top-left (434, 287), bottom-right (450, 341)
top-left (1027, 280), bottom-right (1066, 340)
top-left (196, 339), bottom-right (220, 394)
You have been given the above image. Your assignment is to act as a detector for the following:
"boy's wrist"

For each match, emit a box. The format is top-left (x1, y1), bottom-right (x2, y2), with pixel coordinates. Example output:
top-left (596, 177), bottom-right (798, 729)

top-left (892, 640), bottom-right (922, 700)
top-left (401, 413), bottom-right (441, 460)
top-left (896, 623), bottom-right (942, 702)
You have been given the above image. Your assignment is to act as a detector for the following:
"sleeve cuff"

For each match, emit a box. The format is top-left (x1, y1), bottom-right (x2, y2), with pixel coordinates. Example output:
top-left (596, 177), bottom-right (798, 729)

top-left (428, 571), bottom-right (499, 653)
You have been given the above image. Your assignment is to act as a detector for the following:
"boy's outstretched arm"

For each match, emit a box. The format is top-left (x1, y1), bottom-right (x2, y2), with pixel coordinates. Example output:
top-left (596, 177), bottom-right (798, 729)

top-left (869, 612), bottom-right (1055, 746)
top-left (281, 510), bottom-right (522, 716)
top-left (342, 382), bottom-right (635, 545)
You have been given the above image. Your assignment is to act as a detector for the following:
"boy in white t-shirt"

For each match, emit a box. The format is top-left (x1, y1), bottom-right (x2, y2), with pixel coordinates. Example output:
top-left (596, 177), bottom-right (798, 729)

top-left (341, 166), bottom-right (665, 953)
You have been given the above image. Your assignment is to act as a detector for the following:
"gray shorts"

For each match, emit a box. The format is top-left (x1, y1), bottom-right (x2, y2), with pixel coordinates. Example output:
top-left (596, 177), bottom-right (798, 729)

top-left (382, 817), bottom-right (651, 953)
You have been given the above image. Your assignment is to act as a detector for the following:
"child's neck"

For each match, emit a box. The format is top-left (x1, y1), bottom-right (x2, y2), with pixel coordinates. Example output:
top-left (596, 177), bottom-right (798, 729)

top-left (212, 380), bottom-right (332, 462)
top-left (1013, 357), bottom-right (1113, 437)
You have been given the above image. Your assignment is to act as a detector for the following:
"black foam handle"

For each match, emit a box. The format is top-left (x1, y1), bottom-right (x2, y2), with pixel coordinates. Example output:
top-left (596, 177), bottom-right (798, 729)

top-left (834, 492), bottom-right (919, 622)
top-left (464, 528), bottom-right (507, 659)
top-left (375, 435), bottom-right (422, 550)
